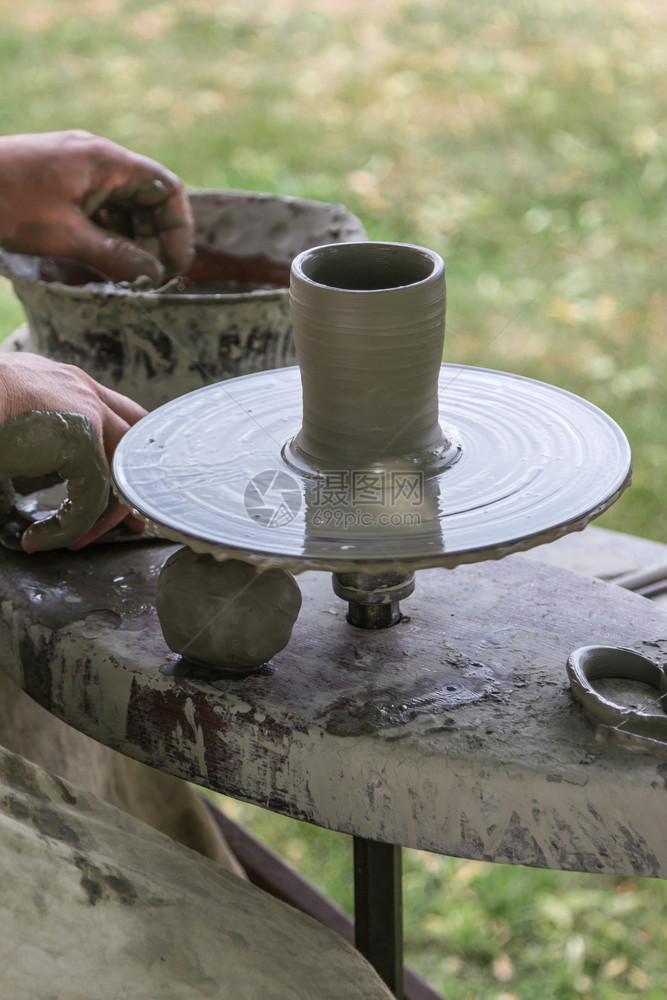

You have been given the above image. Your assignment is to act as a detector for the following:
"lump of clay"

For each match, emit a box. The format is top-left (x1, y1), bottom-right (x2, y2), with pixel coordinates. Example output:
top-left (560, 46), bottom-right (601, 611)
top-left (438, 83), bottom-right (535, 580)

top-left (157, 548), bottom-right (302, 672)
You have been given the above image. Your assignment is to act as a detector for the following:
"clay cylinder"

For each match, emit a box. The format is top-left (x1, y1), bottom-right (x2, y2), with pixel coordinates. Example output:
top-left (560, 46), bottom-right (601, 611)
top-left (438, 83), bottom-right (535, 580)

top-left (286, 242), bottom-right (456, 475)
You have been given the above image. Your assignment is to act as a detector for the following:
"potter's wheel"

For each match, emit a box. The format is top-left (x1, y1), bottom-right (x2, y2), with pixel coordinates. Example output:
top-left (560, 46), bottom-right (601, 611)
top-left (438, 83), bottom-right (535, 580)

top-left (112, 364), bottom-right (631, 575)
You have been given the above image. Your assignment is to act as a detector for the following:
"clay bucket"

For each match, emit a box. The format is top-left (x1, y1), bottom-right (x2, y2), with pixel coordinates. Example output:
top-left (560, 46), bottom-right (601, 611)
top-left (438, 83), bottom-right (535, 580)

top-left (285, 242), bottom-right (458, 476)
top-left (0, 190), bottom-right (366, 410)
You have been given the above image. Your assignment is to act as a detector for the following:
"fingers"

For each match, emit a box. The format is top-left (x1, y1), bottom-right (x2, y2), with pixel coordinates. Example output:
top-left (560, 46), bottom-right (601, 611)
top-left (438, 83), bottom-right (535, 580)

top-left (94, 380), bottom-right (147, 430)
top-left (0, 356), bottom-right (147, 550)
top-left (19, 404), bottom-right (142, 550)
top-left (68, 498), bottom-right (137, 550)
top-left (98, 398), bottom-right (142, 465)
top-left (79, 188), bottom-right (194, 283)
top-left (0, 353), bottom-right (147, 430)
top-left (70, 391), bottom-right (146, 544)
top-left (86, 379), bottom-right (146, 465)
top-left (66, 214), bottom-right (167, 285)
top-left (0, 411), bottom-right (111, 553)
top-left (1, 214), bottom-right (165, 285)
top-left (0, 131), bottom-right (194, 283)
top-left (154, 193), bottom-right (196, 277)
top-left (88, 147), bottom-right (195, 278)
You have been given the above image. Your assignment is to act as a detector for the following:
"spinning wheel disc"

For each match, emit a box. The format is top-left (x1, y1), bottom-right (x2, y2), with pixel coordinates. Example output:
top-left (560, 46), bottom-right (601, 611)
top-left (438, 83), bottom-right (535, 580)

top-left (112, 365), bottom-right (631, 574)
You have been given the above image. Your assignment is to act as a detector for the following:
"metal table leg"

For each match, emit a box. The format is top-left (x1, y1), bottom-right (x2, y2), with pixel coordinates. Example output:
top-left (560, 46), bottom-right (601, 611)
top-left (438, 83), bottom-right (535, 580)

top-left (354, 837), bottom-right (404, 999)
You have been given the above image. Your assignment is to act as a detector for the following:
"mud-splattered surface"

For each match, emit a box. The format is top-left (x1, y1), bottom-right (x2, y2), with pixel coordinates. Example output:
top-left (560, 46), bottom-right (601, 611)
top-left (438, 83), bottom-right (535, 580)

top-left (2, 541), bottom-right (667, 878)
top-left (0, 746), bottom-right (391, 1000)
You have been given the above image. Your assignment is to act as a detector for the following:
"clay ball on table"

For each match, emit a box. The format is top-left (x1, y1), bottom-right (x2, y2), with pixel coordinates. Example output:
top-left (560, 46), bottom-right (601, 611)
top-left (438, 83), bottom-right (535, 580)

top-left (157, 548), bottom-right (302, 672)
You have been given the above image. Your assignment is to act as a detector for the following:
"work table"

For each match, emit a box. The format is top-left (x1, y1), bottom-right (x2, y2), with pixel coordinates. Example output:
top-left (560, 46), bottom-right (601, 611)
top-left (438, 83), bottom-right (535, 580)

top-left (2, 538), bottom-right (666, 879)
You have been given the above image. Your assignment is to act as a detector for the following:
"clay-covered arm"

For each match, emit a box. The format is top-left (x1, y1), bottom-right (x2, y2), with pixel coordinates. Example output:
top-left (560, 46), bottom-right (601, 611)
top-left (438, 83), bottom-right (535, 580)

top-left (0, 130), bottom-right (194, 284)
top-left (0, 353), bottom-right (146, 551)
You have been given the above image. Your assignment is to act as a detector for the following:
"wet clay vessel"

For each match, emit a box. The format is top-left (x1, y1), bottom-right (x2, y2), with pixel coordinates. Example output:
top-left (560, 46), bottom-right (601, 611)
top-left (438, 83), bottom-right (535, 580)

top-left (285, 242), bottom-right (460, 476)
top-left (0, 190), bottom-right (366, 409)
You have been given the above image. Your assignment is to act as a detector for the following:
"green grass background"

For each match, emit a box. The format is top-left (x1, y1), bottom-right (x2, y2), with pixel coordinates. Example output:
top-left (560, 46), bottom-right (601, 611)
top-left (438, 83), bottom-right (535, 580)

top-left (1, 0), bottom-right (666, 996)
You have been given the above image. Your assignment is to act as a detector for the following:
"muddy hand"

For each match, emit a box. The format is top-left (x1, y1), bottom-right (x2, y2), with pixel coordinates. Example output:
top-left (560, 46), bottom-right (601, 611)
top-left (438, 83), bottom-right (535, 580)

top-left (0, 354), bottom-right (146, 550)
top-left (0, 130), bottom-right (194, 284)
top-left (0, 411), bottom-right (112, 550)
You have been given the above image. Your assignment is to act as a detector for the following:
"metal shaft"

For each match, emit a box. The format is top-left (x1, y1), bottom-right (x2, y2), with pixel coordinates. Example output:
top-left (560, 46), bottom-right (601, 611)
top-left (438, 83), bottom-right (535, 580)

top-left (332, 571), bottom-right (415, 629)
top-left (354, 837), bottom-right (404, 999)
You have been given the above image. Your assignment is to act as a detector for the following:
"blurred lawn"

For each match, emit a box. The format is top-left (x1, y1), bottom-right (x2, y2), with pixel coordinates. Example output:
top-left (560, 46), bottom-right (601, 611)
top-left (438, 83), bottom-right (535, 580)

top-left (1, 1), bottom-right (666, 997)
top-left (0, 0), bottom-right (665, 540)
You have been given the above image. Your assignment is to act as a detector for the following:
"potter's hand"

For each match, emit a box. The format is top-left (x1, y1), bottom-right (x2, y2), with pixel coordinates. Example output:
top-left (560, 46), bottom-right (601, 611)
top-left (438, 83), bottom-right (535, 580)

top-left (0, 353), bottom-right (146, 551)
top-left (0, 130), bottom-right (194, 284)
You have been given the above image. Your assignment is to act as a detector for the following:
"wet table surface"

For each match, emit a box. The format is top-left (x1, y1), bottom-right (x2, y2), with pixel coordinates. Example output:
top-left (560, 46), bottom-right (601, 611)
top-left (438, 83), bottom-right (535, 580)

top-left (2, 540), bottom-right (667, 879)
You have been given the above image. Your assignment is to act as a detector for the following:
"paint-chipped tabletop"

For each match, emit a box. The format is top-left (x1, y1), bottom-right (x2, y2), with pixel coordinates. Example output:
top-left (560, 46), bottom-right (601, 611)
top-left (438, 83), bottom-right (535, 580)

top-left (2, 541), bottom-right (667, 878)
